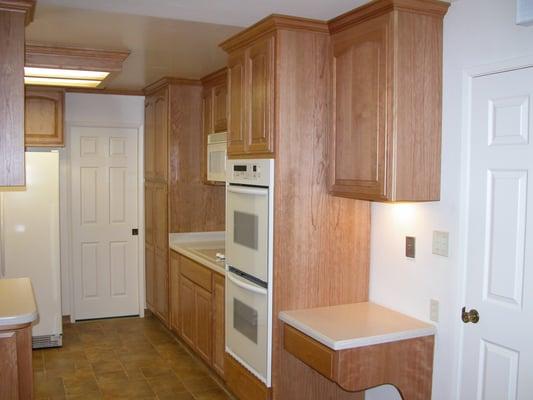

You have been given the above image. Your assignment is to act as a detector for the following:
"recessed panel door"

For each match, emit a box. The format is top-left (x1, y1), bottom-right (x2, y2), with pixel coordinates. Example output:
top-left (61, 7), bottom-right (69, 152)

top-left (71, 126), bottom-right (139, 320)
top-left (459, 66), bottom-right (533, 399)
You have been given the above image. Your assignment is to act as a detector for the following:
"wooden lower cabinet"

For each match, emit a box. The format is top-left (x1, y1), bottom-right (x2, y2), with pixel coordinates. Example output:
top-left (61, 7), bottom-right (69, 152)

top-left (179, 276), bottom-right (196, 349)
top-left (195, 286), bottom-right (213, 363)
top-left (170, 251), bottom-right (180, 333)
top-left (145, 244), bottom-right (155, 309)
top-left (170, 251), bottom-right (225, 378)
top-left (0, 323), bottom-right (33, 400)
top-left (212, 273), bottom-right (225, 377)
top-left (225, 353), bottom-right (271, 400)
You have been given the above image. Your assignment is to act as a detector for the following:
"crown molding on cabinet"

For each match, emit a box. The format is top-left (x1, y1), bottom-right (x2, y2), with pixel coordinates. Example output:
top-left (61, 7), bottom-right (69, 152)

top-left (219, 14), bottom-right (329, 52)
top-left (329, 0), bottom-right (450, 34)
top-left (0, 0), bottom-right (35, 25)
top-left (143, 77), bottom-right (202, 96)
top-left (200, 67), bottom-right (227, 87)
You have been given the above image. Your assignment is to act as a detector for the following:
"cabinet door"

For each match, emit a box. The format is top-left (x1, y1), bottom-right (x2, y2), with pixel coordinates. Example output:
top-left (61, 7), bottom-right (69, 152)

top-left (155, 248), bottom-right (169, 322)
top-left (144, 183), bottom-right (154, 246)
top-left (145, 243), bottom-right (155, 309)
top-left (202, 91), bottom-right (213, 183)
top-left (170, 252), bottom-right (180, 333)
top-left (227, 52), bottom-right (246, 156)
top-left (153, 88), bottom-right (168, 182)
top-left (180, 276), bottom-right (196, 348)
top-left (144, 97), bottom-right (155, 179)
top-left (25, 87), bottom-right (64, 147)
top-left (330, 16), bottom-right (391, 200)
top-left (213, 83), bottom-right (228, 133)
top-left (246, 34), bottom-right (275, 156)
top-left (195, 285), bottom-right (213, 364)
top-left (153, 183), bottom-right (168, 253)
top-left (212, 273), bottom-right (225, 377)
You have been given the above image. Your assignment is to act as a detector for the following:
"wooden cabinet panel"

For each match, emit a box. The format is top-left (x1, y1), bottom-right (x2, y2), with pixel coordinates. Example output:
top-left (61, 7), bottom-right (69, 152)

top-left (213, 83), bottom-right (227, 133)
top-left (330, 17), bottom-right (390, 200)
top-left (195, 285), bottom-right (213, 364)
top-left (0, 324), bottom-right (33, 400)
top-left (170, 251), bottom-right (180, 333)
top-left (246, 35), bottom-right (275, 155)
top-left (144, 98), bottom-right (155, 179)
top-left (227, 52), bottom-right (246, 156)
top-left (145, 243), bottom-right (155, 309)
top-left (0, 9), bottom-right (27, 187)
top-left (153, 183), bottom-right (168, 252)
top-left (144, 183), bottom-right (154, 246)
top-left (153, 88), bottom-right (168, 182)
top-left (0, 331), bottom-right (19, 400)
top-left (155, 249), bottom-right (169, 322)
top-left (25, 87), bottom-right (64, 147)
top-left (213, 273), bottom-right (225, 377)
top-left (180, 276), bottom-right (196, 348)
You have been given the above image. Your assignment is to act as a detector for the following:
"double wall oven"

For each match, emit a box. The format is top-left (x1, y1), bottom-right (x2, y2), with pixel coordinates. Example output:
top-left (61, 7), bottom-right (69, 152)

top-left (225, 158), bottom-right (274, 387)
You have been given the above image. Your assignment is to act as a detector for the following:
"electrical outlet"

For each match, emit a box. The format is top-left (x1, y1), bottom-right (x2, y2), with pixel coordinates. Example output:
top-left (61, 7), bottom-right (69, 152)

top-left (430, 299), bottom-right (439, 322)
top-left (432, 231), bottom-right (449, 257)
top-left (405, 236), bottom-right (416, 258)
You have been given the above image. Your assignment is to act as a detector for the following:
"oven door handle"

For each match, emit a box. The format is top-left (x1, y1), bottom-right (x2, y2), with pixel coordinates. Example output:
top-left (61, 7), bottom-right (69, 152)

top-left (227, 185), bottom-right (268, 196)
top-left (227, 271), bottom-right (267, 295)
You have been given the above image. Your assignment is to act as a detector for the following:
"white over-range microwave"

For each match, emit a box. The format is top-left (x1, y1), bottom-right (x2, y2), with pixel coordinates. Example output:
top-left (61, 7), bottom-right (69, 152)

top-left (207, 132), bottom-right (227, 182)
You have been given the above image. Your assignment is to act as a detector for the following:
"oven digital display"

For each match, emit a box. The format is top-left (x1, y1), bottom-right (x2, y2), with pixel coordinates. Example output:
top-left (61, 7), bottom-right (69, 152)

top-left (233, 165), bottom-right (247, 172)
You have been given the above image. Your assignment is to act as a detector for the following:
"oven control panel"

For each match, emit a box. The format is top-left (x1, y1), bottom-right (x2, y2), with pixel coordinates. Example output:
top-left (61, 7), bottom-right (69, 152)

top-left (226, 159), bottom-right (273, 187)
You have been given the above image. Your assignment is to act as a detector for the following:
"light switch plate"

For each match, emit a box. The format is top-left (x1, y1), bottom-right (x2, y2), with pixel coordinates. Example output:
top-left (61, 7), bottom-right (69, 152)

top-left (430, 299), bottom-right (439, 322)
top-left (405, 236), bottom-right (416, 258)
top-left (432, 231), bottom-right (449, 257)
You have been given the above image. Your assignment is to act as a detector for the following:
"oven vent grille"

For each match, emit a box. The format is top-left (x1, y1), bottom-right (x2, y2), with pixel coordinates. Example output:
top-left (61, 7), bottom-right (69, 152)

top-left (32, 334), bottom-right (62, 349)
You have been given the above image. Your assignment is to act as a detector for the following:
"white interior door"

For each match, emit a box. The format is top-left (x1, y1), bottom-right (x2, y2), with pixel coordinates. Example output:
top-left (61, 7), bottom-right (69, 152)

top-left (459, 66), bottom-right (533, 399)
top-left (71, 126), bottom-right (140, 320)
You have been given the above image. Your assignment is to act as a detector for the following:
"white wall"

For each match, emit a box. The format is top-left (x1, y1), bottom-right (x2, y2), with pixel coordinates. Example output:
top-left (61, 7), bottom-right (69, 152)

top-left (60, 93), bottom-right (145, 317)
top-left (366, 1), bottom-right (533, 399)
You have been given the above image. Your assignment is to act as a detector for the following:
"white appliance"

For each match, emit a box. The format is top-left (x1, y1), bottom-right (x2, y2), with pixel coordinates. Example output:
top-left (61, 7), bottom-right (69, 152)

top-left (207, 132), bottom-right (227, 182)
top-left (0, 152), bottom-right (62, 348)
top-left (225, 158), bottom-right (274, 387)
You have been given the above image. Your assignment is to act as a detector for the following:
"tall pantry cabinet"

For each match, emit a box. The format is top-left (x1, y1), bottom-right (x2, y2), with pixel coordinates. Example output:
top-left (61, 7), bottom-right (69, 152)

top-left (144, 77), bottom-right (226, 326)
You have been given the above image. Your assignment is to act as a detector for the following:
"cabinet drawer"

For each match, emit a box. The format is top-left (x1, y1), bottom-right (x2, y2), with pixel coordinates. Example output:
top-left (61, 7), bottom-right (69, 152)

top-left (180, 256), bottom-right (212, 292)
top-left (283, 324), bottom-right (336, 380)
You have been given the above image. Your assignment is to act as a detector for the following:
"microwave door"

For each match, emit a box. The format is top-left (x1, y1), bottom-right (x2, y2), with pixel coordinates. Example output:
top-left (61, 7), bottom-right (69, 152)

top-left (226, 270), bottom-right (269, 384)
top-left (226, 185), bottom-right (269, 282)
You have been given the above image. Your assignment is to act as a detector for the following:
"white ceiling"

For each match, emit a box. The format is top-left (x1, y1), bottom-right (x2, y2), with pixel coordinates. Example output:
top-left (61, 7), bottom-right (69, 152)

top-left (37, 0), bottom-right (370, 27)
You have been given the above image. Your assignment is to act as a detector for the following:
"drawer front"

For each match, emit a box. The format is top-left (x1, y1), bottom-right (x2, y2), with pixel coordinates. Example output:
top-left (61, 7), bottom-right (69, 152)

top-left (180, 255), bottom-right (212, 292)
top-left (283, 324), bottom-right (336, 380)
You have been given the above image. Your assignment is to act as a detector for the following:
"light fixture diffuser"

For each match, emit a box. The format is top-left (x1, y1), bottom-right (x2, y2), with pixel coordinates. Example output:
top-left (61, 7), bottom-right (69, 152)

top-left (24, 77), bottom-right (102, 88)
top-left (24, 67), bottom-right (109, 80)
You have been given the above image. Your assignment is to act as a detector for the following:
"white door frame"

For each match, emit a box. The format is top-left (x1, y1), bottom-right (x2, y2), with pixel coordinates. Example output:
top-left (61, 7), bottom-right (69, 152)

top-left (61, 121), bottom-right (145, 322)
top-left (455, 54), bottom-right (533, 398)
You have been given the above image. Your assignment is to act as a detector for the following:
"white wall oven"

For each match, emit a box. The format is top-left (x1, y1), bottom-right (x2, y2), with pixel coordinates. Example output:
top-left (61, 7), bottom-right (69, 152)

top-left (225, 158), bottom-right (274, 387)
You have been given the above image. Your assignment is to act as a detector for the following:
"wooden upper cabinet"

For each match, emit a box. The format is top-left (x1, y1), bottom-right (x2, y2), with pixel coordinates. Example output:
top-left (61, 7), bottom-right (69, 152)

top-left (25, 87), bottom-right (64, 147)
top-left (223, 32), bottom-right (275, 158)
top-left (329, 0), bottom-right (449, 201)
top-left (144, 98), bottom-right (156, 179)
top-left (213, 83), bottom-right (228, 133)
top-left (153, 88), bottom-right (169, 182)
top-left (246, 35), bottom-right (275, 155)
top-left (227, 52), bottom-right (246, 156)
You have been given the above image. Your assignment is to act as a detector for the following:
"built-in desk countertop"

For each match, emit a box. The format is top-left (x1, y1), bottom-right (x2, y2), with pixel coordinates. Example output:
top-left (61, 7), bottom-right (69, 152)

top-left (279, 302), bottom-right (436, 400)
top-left (0, 278), bottom-right (38, 326)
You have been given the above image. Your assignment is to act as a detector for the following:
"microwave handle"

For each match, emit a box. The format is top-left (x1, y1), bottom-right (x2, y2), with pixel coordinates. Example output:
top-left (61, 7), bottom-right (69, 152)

top-left (227, 185), bottom-right (268, 197)
top-left (227, 271), bottom-right (268, 295)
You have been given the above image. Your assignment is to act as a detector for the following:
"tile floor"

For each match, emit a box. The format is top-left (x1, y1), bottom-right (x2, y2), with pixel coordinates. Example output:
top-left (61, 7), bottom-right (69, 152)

top-left (32, 315), bottom-right (234, 400)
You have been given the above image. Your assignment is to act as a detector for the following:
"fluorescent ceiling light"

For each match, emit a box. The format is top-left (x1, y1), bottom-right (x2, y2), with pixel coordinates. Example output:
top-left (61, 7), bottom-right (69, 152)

top-left (24, 67), bottom-right (109, 80)
top-left (24, 77), bottom-right (102, 88)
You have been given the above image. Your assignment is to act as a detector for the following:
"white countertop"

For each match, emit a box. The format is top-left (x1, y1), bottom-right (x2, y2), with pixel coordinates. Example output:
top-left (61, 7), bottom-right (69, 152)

top-left (0, 278), bottom-right (38, 326)
top-left (169, 232), bottom-right (226, 276)
top-left (279, 302), bottom-right (435, 351)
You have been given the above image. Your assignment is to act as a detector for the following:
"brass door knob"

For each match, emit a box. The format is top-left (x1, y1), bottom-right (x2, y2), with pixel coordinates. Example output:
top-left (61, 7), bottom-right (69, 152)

top-left (462, 307), bottom-right (480, 324)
